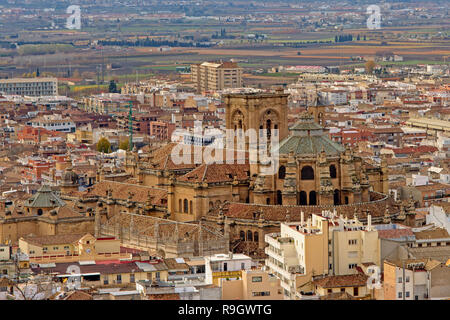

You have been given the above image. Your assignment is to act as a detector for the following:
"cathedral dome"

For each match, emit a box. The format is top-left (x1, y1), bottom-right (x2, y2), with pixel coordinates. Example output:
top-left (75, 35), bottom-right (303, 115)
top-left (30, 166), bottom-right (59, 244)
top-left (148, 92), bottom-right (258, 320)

top-left (276, 113), bottom-right (345, 157)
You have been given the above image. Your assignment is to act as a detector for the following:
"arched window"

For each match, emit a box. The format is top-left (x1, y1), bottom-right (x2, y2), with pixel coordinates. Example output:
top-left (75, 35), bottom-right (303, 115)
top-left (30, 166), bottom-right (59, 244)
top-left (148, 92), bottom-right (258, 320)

top-left (299, 191), bottom-right (307, 205)
top-left (345, 196), bottom-right (349, 204)
top-left (183, 199), bottom-right (188, 213)
top-left (37, 208), bottom-right (43, 216)
top-left (266, 198), bottom-right (270, 205)
top-left (189, 201), bottom-right (193, 214)
top-left (247, 230), bottom-right (253, 242)
top-left (334, 189), bottom-right (340, 205)
top-left (179, 199), bottom-right (182, 211)
top-left (277, 190), bottom-right (283, 205)
top-left (330, 164), bottom-right (337, 179)
top-left (278, 166), bottom-right (286, 179)
top-left (301, 166), bottom-right (314, 180)
top-left (309, 191), bottom-right (317, 205)
top-left (266, 119), bottom-right (271, 138)
top-left (240, 231), bottom-right (245, 241)
top-left (254, 232), bottom-right (259, 243)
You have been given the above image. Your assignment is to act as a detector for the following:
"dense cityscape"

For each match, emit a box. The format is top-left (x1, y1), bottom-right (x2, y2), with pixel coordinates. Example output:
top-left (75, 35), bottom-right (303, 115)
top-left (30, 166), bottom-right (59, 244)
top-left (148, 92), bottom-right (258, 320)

top-left (0, 0), bottom-right (449, 305)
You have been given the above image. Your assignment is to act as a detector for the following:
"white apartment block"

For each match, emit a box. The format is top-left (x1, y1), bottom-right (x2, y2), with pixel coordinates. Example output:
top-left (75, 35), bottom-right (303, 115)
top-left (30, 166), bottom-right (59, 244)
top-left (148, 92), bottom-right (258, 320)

top-left (0, 77), bottom-right (58, 96)
top-left (26, 114), bottom-right (76, 133)
top-left (318, 89), bottom-right (348, 105)
top-left (264, 211), bottom-right (380, 299)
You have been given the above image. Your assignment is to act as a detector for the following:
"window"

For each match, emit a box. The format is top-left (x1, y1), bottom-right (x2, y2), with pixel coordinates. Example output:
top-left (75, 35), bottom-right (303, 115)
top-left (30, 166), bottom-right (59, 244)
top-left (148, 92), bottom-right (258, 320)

top-left (327, 289), bottom-right (332, 293)
top-left (64, 246), bottom-right (70, 250)
top-left (301, 166), bottom-right (314, 180)
top-left (156, 272), bottom-right (160, 279)
top-left (406, 291), bottom-right (410, 298)
top-left (348, 239), bottom-right (357, 245)
top-left (398, 277), bottom-right (402, 283)
top-left (254, 232), bottom-right (259, 243)
top-left (278, 166), bottom-right (286, 179)
top-left (252, 291), bottom-right (270, 297)
top-left (252, 276), bottom-right (262, 283)
top-left (349, 264), bottom-right (357, 269)
top-left (309, 191), bottom-right (317, 205)
top-left (183, 199), bottom-right (188, 213)
top-left (353, 287), bottom-right (359, 296)
top-left (405, 276), bottom-right (410, 283)
top-left (53, 247), bottom-right (58, 250)
top-left (116, 274), bottom-right (122, 284)
top-left (240, 231), bottom-right (245, 241)
top-left (398, 292), bottom-right (402, 299)
top-left (247, 230), bottom-right (252, 241)
top-left (103, 276), bottom-right (109, 285)
top-left (241, 263), bottom-right (245, 270)
top-left (330, 165), bottom-right (337, 179)
top-left (341, 288), bottom-right (345, 293)
top-left (130, 274), bottom-right (135, 283)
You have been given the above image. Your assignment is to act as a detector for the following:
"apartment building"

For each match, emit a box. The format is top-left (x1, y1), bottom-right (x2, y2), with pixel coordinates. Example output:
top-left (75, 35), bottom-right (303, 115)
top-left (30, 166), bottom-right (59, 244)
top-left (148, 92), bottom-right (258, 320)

top-left (265, 211), bottom-right (380, 299)
top-left (191, 61), bottom-right (243, 93)
top-left (330, 214), bottom-right (380, 275)
top-left (318, 89), bottom-right (348, 105)
top-left (205, 253), bottom-right (252, 287)
top-left (384, 259), bottom-right (450, 300)
top-left (265, 213), bottom-right (329, 299)
top-left (221, 269), bottom-right (283, 300)
top-left (0, 77), bottom-right (58, 96)
top-left (26, 114), bottom-right (76, 133)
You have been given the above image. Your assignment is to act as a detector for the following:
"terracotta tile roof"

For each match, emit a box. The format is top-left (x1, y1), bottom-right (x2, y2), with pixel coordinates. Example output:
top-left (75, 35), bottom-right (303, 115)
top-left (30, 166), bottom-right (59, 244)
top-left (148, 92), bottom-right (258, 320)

top-left (178, 163), bottom-right (249, 183)
top-left (377, 228), bottom-right (414, 239)
top-left (407, 246), bottom-right (450, 263)
top-left (212, 192), bottom-right (398, 221)
top-left (20, 233), bottom-right (86, 247)
top-left (414, 228), bottom-right (450, 240)
top-left (392, 146), bottom-right (438, 155)
top-left (312, 274), bottom-right (369, 288)
top-left (84, 181), bottom-right (167, 206)
top-left (414, 183), bottom-right (450, 193)
top-left (164, 258), bottom-right (190, 271)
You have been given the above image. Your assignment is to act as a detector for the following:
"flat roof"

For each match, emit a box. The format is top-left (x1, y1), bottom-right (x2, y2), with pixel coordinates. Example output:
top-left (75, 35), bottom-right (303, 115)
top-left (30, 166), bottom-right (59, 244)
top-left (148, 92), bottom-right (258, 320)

top-left (0, 77), bottom-right (58, 83)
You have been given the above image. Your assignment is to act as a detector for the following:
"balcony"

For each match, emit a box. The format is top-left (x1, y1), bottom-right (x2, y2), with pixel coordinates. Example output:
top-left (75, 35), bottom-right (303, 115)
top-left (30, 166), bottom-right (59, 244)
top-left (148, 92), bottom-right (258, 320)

top-left (265, 259), bottom-right (295, 281)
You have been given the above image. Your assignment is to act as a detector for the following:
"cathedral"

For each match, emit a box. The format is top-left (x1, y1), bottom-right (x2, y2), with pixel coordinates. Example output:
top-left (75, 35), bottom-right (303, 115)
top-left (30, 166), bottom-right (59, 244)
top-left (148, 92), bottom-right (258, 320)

top-left (92, 90), bottom-right (406, 258)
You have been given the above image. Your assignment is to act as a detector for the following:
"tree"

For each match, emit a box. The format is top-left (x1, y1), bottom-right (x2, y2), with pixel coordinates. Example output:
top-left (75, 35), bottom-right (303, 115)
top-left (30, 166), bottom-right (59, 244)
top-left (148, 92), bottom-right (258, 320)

top-left (97, 137), bottom-right (111, 153)
top-left (10, 249), bottom-right (57, 300)
top-left (119, 138), bottom-right (130, 151)
top-left (365, 60), bottom-right (376, 74)
top-left (108, 80), bottom-right (118, 93)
